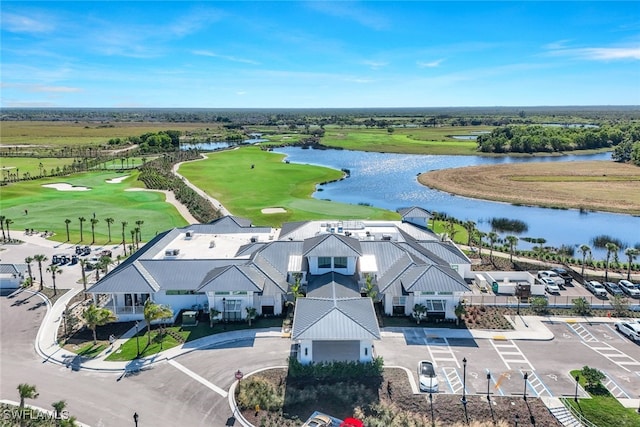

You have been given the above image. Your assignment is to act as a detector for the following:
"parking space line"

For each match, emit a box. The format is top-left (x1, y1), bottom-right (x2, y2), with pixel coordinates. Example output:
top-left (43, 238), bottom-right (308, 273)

top-left (490, 340), bottom-right (535, 371)
top-left (521, 370), bottom-right (553, 398)
top-left (167, 360), bottom-right (228, 398)
top-left (426, 337), bottom-right (460, 368)
top-left (602, 372), bottom-right (631, 399)
top-left (566, 323), bottom-right (599, 342)
top-left (487, 369), bottom-right (505, 396)
top-left (581, 341), bottom-right (640, 372)
top-left (442, 367), bottom-right (465, 394)
top-left (605, 324), bottom-right (626, 340)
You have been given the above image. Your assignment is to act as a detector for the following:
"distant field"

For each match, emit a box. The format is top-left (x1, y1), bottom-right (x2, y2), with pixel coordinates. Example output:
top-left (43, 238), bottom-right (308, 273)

top-left (0, 156), bottom-right (149, 180)
top-left (178, 146), bottom-right (398, 226)
top-left (418, 161), bottom-right (640, 215)
top-left (0, 121), bottom-right (222, 146)
top-left (0, 171), bottom-right (188, 243)
top-left (319, 126), bottom-right (484, 155)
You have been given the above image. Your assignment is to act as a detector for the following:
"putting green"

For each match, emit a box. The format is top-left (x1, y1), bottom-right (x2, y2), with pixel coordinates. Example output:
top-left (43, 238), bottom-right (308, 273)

top-left (0, 171), bottom-right (188, 244)
top-left (178, 146), bottom-right (398, 226)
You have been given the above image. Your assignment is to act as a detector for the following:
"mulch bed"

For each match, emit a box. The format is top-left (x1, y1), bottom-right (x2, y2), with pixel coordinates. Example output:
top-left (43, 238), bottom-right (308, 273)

top-left (240, 368), bottom-right (562, 427)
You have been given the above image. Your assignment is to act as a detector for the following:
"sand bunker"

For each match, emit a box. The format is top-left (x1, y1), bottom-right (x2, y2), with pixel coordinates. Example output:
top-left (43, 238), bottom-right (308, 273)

top-left (106, 175), bottom-right (129, 184)
top-left (261, 207), bottom-right (287, 214)
top-left (42, 183), bottom-right (91, 191)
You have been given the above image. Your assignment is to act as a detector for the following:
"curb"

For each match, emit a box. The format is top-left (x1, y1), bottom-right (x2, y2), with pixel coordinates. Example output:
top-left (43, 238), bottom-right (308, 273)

top-left (0, 399), bottom-right (91, 427)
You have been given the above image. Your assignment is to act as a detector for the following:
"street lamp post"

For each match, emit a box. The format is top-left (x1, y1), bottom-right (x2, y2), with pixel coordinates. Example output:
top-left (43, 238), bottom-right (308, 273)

top-left (235, 369), bottom-right (244, 393)
top-left (523, 372), bottom-right (528, 401)
top-left (486, 371), bottom-right (492, 401)
top-left (514, 414), bottom-right (519, 427)
top-left (461, 357), bottom-right (467, 405)
top-left (133, 412), bottom-right (139, 427)
top-left (222, 297), bottom-right (226, 330)
top-left (135, 321), bottom-right (140, 358)
top-left (574, 375), bottom-right (580, 402)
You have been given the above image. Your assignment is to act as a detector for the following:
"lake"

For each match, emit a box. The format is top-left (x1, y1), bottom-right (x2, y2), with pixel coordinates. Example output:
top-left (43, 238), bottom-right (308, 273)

top-left (274, 147), bottom-right (640, 259)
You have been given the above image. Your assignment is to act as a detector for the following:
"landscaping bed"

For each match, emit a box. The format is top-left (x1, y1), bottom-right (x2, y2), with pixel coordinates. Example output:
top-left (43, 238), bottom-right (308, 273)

top-left (238, 368), bottom-right (562, 427)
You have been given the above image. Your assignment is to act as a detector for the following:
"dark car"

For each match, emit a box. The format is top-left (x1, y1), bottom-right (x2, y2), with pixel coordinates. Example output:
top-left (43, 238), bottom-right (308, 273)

top-left (603, 281), bottom-right (624, 296)
top-left (551, 267), bottom-right (573, 286)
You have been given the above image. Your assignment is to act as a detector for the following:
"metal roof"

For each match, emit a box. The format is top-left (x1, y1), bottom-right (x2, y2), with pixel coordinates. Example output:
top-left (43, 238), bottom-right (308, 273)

top-left (307, 273), bottom-right (361, 299)
top-left (418, 242), bottom-right (471, 265)
top-left (291, 298), bottom-right (380, 341)
top-left (198, 265), bottom-right (264, 292)
top-left (0, 264), bottom-right (26, 275)
top-left (303, 234), bottom-right (362, 257)
top-left (87, 262), bottom-right (160, 294)
top-left (400, 265), bottom-right (470, 293)
top-left (397, 206), bottom-right (432, 218)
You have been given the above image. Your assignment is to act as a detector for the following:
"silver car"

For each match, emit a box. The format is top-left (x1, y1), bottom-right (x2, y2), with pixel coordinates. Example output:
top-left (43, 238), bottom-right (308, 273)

top-left (418, 360), bottom-right (439, 393)
top-left (618, 280), bottom-right (640, 298)
top-left (585, 281), bottom-right (607, 297)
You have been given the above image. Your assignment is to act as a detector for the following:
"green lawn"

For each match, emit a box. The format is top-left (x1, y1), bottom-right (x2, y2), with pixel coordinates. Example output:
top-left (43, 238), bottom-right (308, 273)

top-left (178, 146), bottom-right (399, 227)
top-left (319, 126), bottom-right (483, 155)
top-left (74, 342), bottom-right (108, 358)
top-left (563, 369), bottom-right (640, 427)
top-left (106, 318), bottom-right (283, 361)
top-left (0, 170), bottom-right (188, 244)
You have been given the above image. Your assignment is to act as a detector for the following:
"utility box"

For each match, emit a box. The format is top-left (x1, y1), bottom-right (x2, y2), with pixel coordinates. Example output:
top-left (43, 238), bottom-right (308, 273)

top-left (182, 310), bottom-right (198, 327)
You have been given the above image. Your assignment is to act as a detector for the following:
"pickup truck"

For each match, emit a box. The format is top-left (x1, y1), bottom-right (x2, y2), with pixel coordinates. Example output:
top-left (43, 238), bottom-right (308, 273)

top-left (551, 267), bottom-right (573, 285)
top-left (537, 270), bottom-right (564, 287)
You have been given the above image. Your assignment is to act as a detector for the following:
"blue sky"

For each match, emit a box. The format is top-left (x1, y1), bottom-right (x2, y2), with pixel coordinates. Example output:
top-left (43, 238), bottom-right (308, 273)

top-left (2, 1), bottom-right (639, 108)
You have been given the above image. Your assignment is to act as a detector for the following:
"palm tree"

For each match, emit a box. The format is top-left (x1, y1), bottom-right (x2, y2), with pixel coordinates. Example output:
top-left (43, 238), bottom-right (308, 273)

top-left (64, 219), bottom-right (71, 241)
top-left (245, 306), bottom-right (257, 326)
top-left (0, 214), bottom-right (5, 240)
top-left (624, 247), bottom-right (639, 280)
top-left (487, 232), bottom-right (499, 263)
top-left (505, 235), bottom-right (519, 263)
top-left (209, 308), bottom-right (221, 328)
top-left (134, 227), bottom-right (140, 249)
top-left (363, 273), bottom-right (378, 302)
top-left (130, 229), bottom-right (136, 251)
top-left (476, 230), bottom-right (486, 257)
top-left (47, 264), bottom-right (62, 296)
top-left (412, 303), bottom-right (428, 324)
top-left (605, 242), bottom-right (619, 282)
top-left (5, 218), bottom-right (13, 240)
top-left (463, 220), bottom-right (476, 247)
top-left (143, 299), bottom-right (173, 346)
top-left (34, 254), bottom-right (48, 290)
top-left (135, 220), bottom-right (144, 242)
top-left (82, 304), bottom-right (117, 344)
top-left (78, 259), bottom-right (88, 298)
top-left (52, 400), bottom-right (66, 420)
top-left (90, 218), bottom-right (99, 244)
top-left (104, 217), bottom-right (114, 242)
top-left (24, 256), bottom-right (34, 287)
top-left (121, 221), bottom-right (128, 255)
top-left (579, 244), bottom-right (591, 277)
top-left (78, 217), bottom-right (86, 242)
top-left (17, 383), bottom-right (38, 409)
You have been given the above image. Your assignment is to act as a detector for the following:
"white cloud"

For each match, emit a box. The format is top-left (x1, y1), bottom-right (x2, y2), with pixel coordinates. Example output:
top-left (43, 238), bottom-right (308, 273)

top-left (192, 50), bottom-right (260, 65)
top-left (417, 59), bottom-right (444, 68)
top-left (1, 12), bottom-right (55, 33)
top-left (305, 1), bottom-right (389, 30)
top-left (362, 60), bottom-right (388, 70)
top-left (544, 42), bottom-right (640, 61)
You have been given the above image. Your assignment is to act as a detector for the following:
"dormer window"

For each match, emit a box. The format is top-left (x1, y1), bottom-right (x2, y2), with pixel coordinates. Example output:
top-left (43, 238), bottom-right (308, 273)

top-left (334, 257), bottom-right (348, 269)
top-left (318, 257), bottom-right (331, 269)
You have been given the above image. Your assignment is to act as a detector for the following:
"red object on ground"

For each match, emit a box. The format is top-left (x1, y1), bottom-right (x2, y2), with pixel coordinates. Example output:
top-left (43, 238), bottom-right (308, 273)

top-left (340, 418), bottom-right (364, 427)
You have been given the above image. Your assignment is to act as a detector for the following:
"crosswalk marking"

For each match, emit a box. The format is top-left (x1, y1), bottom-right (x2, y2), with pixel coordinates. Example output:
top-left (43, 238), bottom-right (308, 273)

top-left (602, 372), bottom-right (630, 399)
top-left (490, 339), bottom-right (534, 371)
top-left (566, 322), bottom-right (598, 342)
top-left (426, 337), bottom-right (460, 368)
top-left (442, 367), bottom-right (465, 394)
top-left (581, 341), bottom-right (640, 372)
top-left (521, 370), bottom-right (553, 398)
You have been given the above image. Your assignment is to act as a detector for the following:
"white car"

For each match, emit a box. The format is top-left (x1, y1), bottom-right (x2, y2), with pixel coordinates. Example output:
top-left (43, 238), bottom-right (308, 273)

top-left (615, 321), bottom-right (640, 341)
top-left (537, 270), bottom-right (564, 286)
top-left (618, 280), bottom-right (640, 298)
top-left (418, 360), bottom-right (439, 393)
top-left (540, 277), bottom-right (560, 294)
top-left (585, 280), bottom-right (608, 297)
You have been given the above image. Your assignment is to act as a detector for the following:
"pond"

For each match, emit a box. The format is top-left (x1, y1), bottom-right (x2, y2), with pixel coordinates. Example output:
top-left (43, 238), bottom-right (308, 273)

top-left (274, 147), bottom-right (640, 259)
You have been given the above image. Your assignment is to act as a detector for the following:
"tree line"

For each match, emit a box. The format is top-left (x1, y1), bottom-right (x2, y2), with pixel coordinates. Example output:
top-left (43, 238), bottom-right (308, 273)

top-left (476, 123), bottom-right (640, 154)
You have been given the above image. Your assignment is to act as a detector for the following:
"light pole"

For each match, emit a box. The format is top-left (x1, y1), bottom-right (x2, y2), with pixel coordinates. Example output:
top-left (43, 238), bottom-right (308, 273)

top-left (486, 371), bottom-right (492, 401)
top-left (523, 372), bottom-right (528, 401)
top-left (235, 369), bottom-right (244, 393)
top-left (133, 412), bottom-right (139, 427)
top-left (574, 375), bottom-right (580, 402)
top-left (461, 357), bottom-right (467, 405)
top-left (514, 414), bottom-right (519, 427)
top-left (222, 297), bottom-right (226, 329)
top-left (135, 321), bottom-right (140, 358)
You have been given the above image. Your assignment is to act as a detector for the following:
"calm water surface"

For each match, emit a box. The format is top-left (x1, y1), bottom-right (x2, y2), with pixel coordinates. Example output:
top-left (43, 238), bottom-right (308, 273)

top-left (274, 147), bottom-right (639, 258)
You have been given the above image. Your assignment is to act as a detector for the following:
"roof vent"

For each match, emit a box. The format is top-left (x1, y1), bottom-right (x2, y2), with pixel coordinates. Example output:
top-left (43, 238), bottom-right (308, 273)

top-left (185, 230), bottom-right (194, 240)
top-left (165, 248), bottom-right (180, 257)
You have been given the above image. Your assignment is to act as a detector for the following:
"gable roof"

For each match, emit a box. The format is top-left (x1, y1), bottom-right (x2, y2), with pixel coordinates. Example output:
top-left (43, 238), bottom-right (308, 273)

top-left (292, 298), bottom-right (380, 341)
top-left (307, 272), bottom-right (361, 299)
top-left (87, 261), bottom-right (160, 294)
top-left (400, 264), bottom-right (470, 293)
top-left (398, 206), bottom-right (432, 219)
top-left (303, 233), bottom-right (362, 257)
top-left (198, 265), bottom-right (264, 292)
top-left (418, 241), bottom-right (471, 265)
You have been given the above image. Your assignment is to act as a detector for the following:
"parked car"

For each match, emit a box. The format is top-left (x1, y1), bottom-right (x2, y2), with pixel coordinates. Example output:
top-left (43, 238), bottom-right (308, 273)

top-left (301, 414), bottom-right (332, 427)
top-left (603, 281), bottom-right (624, 297)
top-left (551, 267), bottom-right (573, 285)
top-left (418, 360), bottom-right (439, 393)
top-left (618, 280), bottom-right (640, 298)
top-left (614, 321), bottom-right (640, 342)
top-left (585, 281), bottom-right (608, 297)
top-left (540, 277), bottom-right (560, 294)
top-left (537, 270), bottom-right (564, 287)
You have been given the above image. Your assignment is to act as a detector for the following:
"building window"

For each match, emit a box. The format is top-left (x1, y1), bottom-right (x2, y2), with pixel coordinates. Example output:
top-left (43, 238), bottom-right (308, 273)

top-left (425, 300), bottom-right (446, 312)
top-left (318, 257), bottom-right (331, 269)
top-left (334, 257), bottom-right (348, 269)
top-left (224, 299), bottom-right (242, 321)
